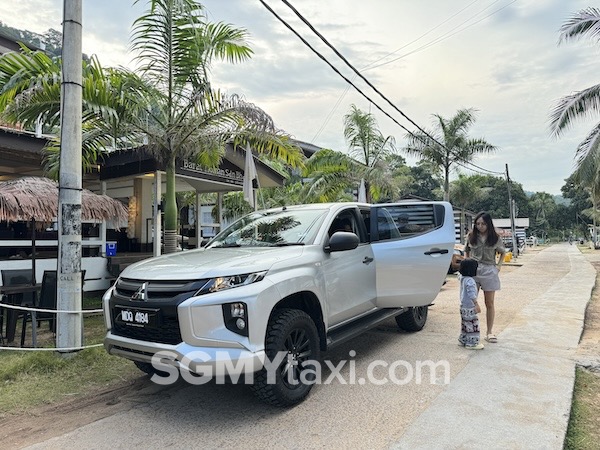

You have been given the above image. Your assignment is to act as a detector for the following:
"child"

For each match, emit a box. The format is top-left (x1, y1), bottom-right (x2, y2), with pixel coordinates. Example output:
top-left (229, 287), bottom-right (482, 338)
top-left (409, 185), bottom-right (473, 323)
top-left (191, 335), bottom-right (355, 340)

top-left (458, 258), bottom-right (484, 350)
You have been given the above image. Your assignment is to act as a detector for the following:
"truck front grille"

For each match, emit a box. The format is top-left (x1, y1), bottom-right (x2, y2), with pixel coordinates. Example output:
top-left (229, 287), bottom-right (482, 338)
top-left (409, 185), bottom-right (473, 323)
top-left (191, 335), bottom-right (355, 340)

top-left (109, 278), bottom-right (208, 345)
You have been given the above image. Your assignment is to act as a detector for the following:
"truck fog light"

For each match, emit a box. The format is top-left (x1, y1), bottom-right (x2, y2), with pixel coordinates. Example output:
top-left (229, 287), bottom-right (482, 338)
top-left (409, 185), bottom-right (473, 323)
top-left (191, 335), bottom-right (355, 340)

top-left (231, 302), bottom-right (245, 318)
top-left (236, 318), bottom-right (246, 330)
top-left (223, 302), bottom-right (249, 337)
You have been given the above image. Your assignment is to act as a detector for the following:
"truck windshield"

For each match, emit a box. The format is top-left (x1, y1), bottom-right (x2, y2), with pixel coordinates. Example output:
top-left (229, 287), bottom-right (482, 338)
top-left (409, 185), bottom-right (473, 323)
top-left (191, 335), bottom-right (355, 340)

top-left (206, 208), bottom-right (328, 248)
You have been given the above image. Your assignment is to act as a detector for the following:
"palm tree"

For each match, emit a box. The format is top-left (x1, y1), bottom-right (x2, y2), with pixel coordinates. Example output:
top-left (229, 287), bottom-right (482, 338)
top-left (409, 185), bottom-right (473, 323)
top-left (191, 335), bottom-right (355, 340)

top-left (571, 148), bottom-right (600, 245)
top-left (0, 0), bottom-right (304, 253)
top-left (403, 108), bottom-right (496, 202)
top-left (550, 8), bottom-right (600, 201)
top-left (0, 49), bottom-right (140, 176)
top-left (549, 7), bottom-right (600, 245)
top-left (343, 105), bottom-right (397, 202)
top-left (529, 192), bottom-right (556, 235)
top-left (304, 105), bottom-right (398, 203)
top-left (125, 0), bottom-right (306, 252)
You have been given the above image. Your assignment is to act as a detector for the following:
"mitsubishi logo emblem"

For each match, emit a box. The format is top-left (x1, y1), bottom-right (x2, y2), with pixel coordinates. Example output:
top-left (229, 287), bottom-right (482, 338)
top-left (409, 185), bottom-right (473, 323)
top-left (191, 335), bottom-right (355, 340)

top-left (131, 282), bottom-right (148, 301)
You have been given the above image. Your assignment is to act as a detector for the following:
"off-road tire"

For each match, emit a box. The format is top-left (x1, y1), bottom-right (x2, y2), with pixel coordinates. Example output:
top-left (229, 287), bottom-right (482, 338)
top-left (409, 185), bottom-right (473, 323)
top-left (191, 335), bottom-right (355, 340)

top-left (251, 309), bottom-right (320, 407)
top-left (395, 306), bottom-right (428, 331)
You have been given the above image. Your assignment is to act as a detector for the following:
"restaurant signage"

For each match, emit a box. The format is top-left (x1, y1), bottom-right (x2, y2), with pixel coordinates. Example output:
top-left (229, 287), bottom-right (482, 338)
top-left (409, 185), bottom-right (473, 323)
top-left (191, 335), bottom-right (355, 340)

top-left (176, 159), bottom-right (244, 186)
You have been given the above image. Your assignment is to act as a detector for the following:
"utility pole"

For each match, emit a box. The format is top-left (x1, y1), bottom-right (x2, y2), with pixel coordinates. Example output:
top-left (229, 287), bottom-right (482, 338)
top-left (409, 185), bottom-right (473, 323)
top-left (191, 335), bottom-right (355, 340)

top-left (56, 0), bottom-right (83, 352)
top-left (505, 164), bottom-right (518, 260)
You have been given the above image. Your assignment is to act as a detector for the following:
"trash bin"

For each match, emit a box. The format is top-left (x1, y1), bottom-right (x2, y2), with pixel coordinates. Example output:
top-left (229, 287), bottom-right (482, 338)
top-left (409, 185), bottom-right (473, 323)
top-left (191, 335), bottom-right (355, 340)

top-left (106, 241), bottom-right (117, 256)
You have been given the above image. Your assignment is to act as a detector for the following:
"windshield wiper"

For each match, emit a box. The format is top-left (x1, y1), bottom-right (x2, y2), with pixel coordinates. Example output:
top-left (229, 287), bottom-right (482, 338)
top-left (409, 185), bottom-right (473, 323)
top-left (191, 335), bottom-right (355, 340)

top-left (212, 243), bottom-right (241, 248)
top-left (273, 242), bottom-right (305, 247)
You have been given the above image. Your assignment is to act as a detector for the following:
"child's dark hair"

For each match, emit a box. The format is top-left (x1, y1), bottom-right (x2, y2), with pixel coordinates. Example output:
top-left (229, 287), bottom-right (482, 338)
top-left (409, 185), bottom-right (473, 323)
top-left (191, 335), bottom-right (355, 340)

top-left (459, 258), bottom-right (478, 277)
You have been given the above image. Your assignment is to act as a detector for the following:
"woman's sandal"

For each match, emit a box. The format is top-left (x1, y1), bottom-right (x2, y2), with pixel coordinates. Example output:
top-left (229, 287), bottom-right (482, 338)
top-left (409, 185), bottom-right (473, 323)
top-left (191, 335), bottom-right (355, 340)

top-left (485, 334), bottom-right (498, 343)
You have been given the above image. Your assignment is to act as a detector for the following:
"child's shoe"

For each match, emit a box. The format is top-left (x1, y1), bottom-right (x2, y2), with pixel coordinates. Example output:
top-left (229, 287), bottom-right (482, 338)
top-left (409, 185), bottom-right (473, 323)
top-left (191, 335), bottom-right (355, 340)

top-left (465, 343), bottom-right (484, 350)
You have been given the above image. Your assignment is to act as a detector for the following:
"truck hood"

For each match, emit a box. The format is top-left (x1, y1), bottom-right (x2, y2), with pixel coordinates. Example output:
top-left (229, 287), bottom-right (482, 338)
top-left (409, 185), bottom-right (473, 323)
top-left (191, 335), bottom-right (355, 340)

top-left (119, 246), bottom-right (305, 281)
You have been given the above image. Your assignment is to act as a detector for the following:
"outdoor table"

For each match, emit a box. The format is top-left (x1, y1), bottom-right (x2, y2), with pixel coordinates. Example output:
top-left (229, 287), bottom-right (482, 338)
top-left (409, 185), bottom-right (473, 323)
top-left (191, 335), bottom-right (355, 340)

top-left (0, 283), bottom-right (41, 346)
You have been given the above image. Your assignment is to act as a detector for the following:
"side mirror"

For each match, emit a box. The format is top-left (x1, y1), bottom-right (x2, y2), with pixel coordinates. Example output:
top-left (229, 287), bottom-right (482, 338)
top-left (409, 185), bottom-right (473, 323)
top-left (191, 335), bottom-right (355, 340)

top-left (325, 231), bottom-right (360, 253)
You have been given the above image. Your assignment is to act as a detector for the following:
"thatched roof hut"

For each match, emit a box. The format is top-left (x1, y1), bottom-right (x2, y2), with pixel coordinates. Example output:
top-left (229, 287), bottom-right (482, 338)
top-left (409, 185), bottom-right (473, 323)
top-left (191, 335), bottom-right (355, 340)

top-left (0, 177), bottom-right (128, 228)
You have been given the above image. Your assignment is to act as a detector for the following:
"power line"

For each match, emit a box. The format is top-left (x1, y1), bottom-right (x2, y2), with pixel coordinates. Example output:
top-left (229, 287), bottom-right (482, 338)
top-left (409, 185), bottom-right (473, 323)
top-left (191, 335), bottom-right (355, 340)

top-left (367, 0), bottom-right (518, 71)
top-left (278, 0), bottom-right (443, 146)
top-left (274, 0), bottom-right (505, 176)
top-left (361, 0), bottom-right (481, 72)
top-left (313, 0), bottom-right (480, 142)
top-left (257, 1), bottom-right (427, 145)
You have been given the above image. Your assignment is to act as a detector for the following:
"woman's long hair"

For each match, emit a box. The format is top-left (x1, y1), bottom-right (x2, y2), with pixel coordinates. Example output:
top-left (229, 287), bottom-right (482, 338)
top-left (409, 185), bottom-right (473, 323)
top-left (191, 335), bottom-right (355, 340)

top-left (468, 211), bottom-right (499, 246)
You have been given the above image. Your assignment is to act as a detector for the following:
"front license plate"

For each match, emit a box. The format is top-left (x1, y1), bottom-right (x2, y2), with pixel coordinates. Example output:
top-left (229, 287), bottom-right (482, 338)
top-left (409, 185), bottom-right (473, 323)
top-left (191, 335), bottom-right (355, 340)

top-left (115, 306), bottom-right (159, 327)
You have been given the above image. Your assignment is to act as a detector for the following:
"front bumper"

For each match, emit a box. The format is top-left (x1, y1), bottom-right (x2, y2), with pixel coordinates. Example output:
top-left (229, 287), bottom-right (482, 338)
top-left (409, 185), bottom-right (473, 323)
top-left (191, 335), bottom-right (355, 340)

top-left (104, 332), bottom-right (266, 376)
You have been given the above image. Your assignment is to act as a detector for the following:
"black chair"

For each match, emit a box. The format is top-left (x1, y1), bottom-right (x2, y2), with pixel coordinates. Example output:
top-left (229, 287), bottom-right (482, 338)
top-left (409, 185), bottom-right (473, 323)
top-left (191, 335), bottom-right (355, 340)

top-left (21, 270), bottom-right (57, 346)
top-left (1, 269), bottom-right (36, 344)
top-left (20, 270), bottom-right (86, 347)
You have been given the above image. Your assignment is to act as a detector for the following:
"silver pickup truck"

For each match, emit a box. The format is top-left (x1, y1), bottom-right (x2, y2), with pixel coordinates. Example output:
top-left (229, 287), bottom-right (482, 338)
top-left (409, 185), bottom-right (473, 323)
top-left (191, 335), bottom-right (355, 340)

top-left (103, 201), bottom-right (454, 406)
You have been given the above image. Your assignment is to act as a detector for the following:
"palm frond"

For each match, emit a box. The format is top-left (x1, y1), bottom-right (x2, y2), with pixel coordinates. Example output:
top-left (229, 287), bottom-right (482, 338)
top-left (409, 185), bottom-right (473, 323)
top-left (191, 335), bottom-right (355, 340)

top-left (573, 123), bottom-right (600, 179)
top-left (549, 84), bottom-right (600, 136)
top-left (559, 7), bottom-right (600, 44)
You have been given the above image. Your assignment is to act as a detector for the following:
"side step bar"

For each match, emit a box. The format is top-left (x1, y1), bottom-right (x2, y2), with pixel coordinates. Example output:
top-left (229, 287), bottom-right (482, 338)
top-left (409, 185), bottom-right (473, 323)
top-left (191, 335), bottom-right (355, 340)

top-left (326, 308), bottom-right (406, 350)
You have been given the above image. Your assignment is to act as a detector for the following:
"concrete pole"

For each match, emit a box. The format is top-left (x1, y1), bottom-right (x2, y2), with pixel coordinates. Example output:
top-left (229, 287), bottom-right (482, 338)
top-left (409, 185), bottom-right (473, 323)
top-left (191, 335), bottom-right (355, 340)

top-left (56, 0), bottom-right (83, 352)
top-left (505, 164), bottom-right (518, 261)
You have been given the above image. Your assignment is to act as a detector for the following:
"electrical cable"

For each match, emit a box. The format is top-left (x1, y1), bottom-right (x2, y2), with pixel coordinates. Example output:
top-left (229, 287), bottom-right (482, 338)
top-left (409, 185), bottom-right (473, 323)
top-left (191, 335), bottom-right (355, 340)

top-left (278, 0), bottom-right (443, 146)
top-left (257, 1), bottom-right (427, 146)
top-left (273, 0), bottom-right (505, 176)
top-left (313, 0), bottom-right (479, 142)
top-left (361, 0), bottom-right (481, 72)
top-left (367, 0), bottom-right (518, 71)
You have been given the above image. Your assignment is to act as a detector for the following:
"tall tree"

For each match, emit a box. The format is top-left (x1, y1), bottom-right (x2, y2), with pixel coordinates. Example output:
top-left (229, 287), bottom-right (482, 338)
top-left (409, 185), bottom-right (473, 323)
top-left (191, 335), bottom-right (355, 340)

top-left (550, 7), bottom-right (600, 244)
top-left (449, 174), bottom-right (480, 210)
top-left (529, 192), bottom-right (557, 237)
top-left (304, 105), bottom-right (398, 202)
top-left (403, 108), bottom-right (496, 202)
top-left (0, 0), bottom-right (304, 253)
top-left (343, 104), bottom-right (397, 202)
top-left (550, 7), bottom-right (600, 176)
top-left (126, 0), bottom-right (305, 252)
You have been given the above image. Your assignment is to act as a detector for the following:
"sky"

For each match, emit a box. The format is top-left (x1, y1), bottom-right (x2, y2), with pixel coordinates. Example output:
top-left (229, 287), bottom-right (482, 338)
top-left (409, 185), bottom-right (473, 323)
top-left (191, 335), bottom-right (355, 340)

top-left (0, 0), bottom-right (598, 195)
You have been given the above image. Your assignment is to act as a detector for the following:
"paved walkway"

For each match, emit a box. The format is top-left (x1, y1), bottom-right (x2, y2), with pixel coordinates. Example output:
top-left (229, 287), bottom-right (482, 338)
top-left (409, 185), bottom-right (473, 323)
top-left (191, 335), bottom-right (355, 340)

top-left (393, 244), bottom-right (596, 449)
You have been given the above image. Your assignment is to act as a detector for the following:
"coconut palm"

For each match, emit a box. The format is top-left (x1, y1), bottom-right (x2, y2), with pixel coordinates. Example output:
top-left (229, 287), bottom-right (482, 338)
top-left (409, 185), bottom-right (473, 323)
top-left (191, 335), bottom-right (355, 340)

top-left (550, 7), bottom-right (600, 245)
top-left (550, 7), bottom-right (600, 172)
top-left (304, 105), bottom-right (398, 203)
top-left (550, 6), bottom-right (600, 245)
top-left (0, 0), bottom-right (304, 253)
top-left (0, 48), bottom-right (141, 176)
top-left (571, 148), bottom-right (600, 245)
top-left (529, 192), bottom-right (556, 232)
top-left (123, 0), bottom-right (305, 252)
top-left (403, 108), bottom-right (496, 202)
top-left (343, 105), bottom-right (397, 202)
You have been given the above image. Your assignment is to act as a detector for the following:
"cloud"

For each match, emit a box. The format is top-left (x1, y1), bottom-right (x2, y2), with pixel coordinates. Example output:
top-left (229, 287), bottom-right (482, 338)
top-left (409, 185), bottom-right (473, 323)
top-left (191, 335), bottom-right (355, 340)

top-left (1, 0), bottom-right (598, 194)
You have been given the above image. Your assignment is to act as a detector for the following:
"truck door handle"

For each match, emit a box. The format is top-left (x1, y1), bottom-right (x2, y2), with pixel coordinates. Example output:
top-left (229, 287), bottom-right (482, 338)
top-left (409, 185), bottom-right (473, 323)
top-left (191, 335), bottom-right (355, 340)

top-left (424, 248), bottom-right (449, 255)
top-left (363, 256), bottom-right (374, 264)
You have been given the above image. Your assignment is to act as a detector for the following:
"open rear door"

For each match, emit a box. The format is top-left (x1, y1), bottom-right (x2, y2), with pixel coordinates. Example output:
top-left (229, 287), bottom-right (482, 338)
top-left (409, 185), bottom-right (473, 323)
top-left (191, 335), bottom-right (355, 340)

top-left (369, 202), bottom-right (455, 308)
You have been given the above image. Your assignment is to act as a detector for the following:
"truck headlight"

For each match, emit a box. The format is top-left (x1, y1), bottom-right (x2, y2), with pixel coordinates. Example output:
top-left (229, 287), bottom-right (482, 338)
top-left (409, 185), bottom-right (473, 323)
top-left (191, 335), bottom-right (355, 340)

top-left (197, 271), bottom-right (267, 295)
top-left (223, 302), bottom-right (249, 336)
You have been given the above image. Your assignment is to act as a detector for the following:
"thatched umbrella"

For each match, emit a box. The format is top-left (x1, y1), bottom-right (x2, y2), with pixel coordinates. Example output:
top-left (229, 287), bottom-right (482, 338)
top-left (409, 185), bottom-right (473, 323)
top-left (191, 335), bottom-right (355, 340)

top-left (0, 176), bottom-right (128, 281)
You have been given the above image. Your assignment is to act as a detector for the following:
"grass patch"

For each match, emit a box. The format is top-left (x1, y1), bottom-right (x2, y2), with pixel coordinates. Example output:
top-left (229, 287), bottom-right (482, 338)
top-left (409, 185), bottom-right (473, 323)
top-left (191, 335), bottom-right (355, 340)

top-left (0, 292), bottom-right (140, 417)
top-left (564, 368), bottom-right (600, 449)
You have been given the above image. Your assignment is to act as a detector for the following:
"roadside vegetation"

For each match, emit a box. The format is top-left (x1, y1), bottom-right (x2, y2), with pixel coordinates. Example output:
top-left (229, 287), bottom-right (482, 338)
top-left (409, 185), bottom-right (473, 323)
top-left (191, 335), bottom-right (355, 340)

top-left (564, 245), bottom-right (600, 449)
top-left (564, 368), bottom-right (600, 449)
top-left (0, 294), bottom-right (139, 417)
